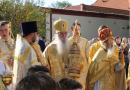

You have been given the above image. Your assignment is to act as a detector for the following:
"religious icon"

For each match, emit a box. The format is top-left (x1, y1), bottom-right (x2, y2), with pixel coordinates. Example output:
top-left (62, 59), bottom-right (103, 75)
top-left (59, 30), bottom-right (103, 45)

top-left (62, 23), bottom-right (65, 28)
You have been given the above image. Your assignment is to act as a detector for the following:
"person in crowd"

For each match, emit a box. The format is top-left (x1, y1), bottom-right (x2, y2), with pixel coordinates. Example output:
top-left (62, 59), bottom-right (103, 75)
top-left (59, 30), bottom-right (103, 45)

top-left (43, 19), bottom-right (70, 81)
top-left (127, 36), bottom-right (130, 60)
top-left (0, 21), bottom-right (15, 70)
top-left (68, 21), bottom-right (90, 89)
top-left (90, 38), bottom-right (99, 46)
top-left (86, 28), bottom-right (125, 90)
top-left (115, 36), bottom-right (128, 80)
top-left (122, 37), bottom-right (129, 79)
top-left (27, 65), bottom-right (50, 75)
top-left (35, 33), bottom-right (45, 52)
top-left (42, 36), bottom-right (46, 42)
top-left (13, 21), bottom-right (40, 89)
top-left (89, 25), bottom-right (119, 66)
top-left (59, 78), bottom-right (83, 90)
top-left (15, 72), bottom-right (60, 90)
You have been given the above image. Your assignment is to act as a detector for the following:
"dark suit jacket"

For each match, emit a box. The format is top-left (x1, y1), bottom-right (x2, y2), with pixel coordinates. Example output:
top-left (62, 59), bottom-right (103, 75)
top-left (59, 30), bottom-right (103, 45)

top-left (38, 39), bottom-right (45, 52)
top-left (125, 43), bottom-right (129, 63)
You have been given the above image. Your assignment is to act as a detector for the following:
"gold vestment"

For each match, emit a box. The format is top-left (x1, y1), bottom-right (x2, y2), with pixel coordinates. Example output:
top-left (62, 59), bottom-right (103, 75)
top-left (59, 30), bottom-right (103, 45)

top-left (43, 40), bottom-right (70, 81)
top-left (89, 41), bottom-right (119, 66)
top-left (0, 37), bottom-right (15, 70)
top-left (69, 36), bottom-right (90, 90)
top-left (86, 47), bottom-right (119, 90)
top-left (12, 35), bottom-right (40, 89)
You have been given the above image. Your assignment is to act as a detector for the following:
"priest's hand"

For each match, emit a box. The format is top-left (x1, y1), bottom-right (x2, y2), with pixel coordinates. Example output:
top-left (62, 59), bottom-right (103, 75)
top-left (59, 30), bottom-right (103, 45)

top-left (119, 52), bottom-right (124, 59)
top-left (8, 60), bottom-right (14, 66)
top-left (119, 46), bottom-right (122, 51)
top-left (87, 87), bottom-right (93, 90)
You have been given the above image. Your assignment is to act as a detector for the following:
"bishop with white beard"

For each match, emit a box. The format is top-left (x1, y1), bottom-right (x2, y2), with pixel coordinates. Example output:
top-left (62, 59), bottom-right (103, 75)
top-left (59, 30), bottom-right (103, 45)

top-left (43, 19), bottom-right (71, 81)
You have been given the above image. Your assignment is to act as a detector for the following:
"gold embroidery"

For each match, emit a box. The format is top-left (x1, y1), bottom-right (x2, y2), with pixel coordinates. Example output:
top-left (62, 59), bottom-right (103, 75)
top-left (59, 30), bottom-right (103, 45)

top-left (51, 48), bottom-right (57, 56)
top-left (48, 45), bottom-right (54, 77)
top-left (14, 46), bottom-right (32, 63)
top-left (0, 77), bottom-right (6, 90)
top-left (31, 59), bottom-right (38, 65)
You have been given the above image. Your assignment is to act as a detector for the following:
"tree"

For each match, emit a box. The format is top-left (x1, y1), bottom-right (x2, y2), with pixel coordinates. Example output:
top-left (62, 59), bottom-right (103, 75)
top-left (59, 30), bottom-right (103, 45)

top-left (0, 0), bottom-right (51, 38)
top-left (50, 1), bottom-right (72, 9)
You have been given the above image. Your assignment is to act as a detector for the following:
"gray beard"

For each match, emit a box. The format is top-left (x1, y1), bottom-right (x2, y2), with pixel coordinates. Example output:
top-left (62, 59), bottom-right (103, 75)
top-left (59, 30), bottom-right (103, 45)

top-left (57, 36), bottom-right (70, 57)
top-left (107, 45), bottom-right (115, 58)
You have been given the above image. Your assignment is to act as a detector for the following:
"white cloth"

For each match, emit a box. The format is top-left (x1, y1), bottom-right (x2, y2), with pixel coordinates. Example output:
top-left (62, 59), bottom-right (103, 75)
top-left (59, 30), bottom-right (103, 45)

top-left (93, 79), bottom-right (100, 90)
top-left (0, 61), bottom-right (11, 90)
top-left (12, 35), bottom-right (40, 89)
top-left (93, 62), bottom-right (124, 90)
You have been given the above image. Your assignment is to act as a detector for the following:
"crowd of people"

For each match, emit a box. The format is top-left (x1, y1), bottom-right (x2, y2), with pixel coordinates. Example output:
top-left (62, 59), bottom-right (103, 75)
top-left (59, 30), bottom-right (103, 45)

top-left (0, 19), bottom-right (130, 90)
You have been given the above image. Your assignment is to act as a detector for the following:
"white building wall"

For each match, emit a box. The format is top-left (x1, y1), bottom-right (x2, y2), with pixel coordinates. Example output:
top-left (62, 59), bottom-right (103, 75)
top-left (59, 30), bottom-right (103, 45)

top-left (46, 14), bottom-right (50, 41)
top-left (46, 14), bottom-right (129, 41)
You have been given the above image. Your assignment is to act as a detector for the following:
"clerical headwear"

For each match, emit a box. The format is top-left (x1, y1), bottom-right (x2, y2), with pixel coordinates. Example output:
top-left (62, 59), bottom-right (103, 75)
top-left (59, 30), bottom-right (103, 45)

top-left (20, 21), bottom-right (38, 35)
top-left (54, 19), bottom-right (68, 34)
top-left (98, 28), bottom-right (114, 43)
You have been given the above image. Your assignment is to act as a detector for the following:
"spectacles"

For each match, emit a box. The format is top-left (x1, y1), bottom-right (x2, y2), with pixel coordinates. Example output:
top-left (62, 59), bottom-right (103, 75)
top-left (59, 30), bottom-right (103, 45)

top-left (58, 32), bottom-right (67, 36)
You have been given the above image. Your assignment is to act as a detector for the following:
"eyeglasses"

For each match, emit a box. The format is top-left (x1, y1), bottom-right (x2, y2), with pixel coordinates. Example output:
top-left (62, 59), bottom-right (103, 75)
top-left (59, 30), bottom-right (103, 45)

top-left (58, 32), bottom-right (68, 36)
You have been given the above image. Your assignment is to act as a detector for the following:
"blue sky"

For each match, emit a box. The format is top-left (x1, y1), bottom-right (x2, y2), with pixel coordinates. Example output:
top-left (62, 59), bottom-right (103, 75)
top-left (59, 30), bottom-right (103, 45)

top-left (43, 0), bottom-right (97, 7)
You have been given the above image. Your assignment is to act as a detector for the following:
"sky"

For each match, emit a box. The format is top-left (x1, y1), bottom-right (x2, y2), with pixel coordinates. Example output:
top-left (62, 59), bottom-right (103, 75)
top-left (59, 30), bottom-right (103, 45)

top-left (43, 0), bottom-right (97, 7)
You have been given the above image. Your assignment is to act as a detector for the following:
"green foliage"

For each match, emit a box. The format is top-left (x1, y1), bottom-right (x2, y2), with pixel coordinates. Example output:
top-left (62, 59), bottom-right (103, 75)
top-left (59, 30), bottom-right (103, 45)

top-left (0, 0), bottom-right (51, 38)
top-left (49, 1), bottom-right (72, 9)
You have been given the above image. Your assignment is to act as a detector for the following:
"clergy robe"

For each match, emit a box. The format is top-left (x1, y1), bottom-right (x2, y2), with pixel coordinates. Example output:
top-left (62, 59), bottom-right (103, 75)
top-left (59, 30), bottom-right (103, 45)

top-left (12, 34), bottom-right (40, 89)
top-left (69, 36), bottom-right (90, 90)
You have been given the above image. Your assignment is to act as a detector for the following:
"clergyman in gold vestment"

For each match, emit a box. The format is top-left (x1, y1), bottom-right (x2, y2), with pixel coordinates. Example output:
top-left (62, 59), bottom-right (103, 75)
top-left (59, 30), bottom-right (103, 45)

top-left (43, 19), bottom-right (70, 81)
top-left (89, 25), bottom-right (119, 66)
top-left (86, 28), bottom-right (125, 90)
top-left (69, 22), bottom-right (90, 90)
top-left (13, 21), bottom-right (40, 89)
top-left (0, 21), bottom-right (15, 71)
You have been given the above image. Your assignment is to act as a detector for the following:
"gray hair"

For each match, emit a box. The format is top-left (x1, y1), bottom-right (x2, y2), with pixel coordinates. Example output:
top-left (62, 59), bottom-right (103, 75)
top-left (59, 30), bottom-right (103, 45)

top-left (122, 37), bottom-right (127, 42)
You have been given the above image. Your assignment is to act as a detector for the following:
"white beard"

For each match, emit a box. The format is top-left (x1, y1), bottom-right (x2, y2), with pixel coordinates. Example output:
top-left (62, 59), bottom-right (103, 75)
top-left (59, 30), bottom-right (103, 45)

top-left (56, 35), bottom-right (70, 56)
top-left (107, 45), bottom-right (115, 58)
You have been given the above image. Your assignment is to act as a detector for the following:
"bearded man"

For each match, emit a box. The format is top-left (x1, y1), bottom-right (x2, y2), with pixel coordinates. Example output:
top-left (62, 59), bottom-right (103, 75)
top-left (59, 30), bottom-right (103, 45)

top-left (13, 21), bottom-right (40, 89)
top-left (43, 19), bottom-right (70, 81)
top-left (89, 25), bottom-right (119, 66)
top-left (86, 28), bottom-right (125, 90)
